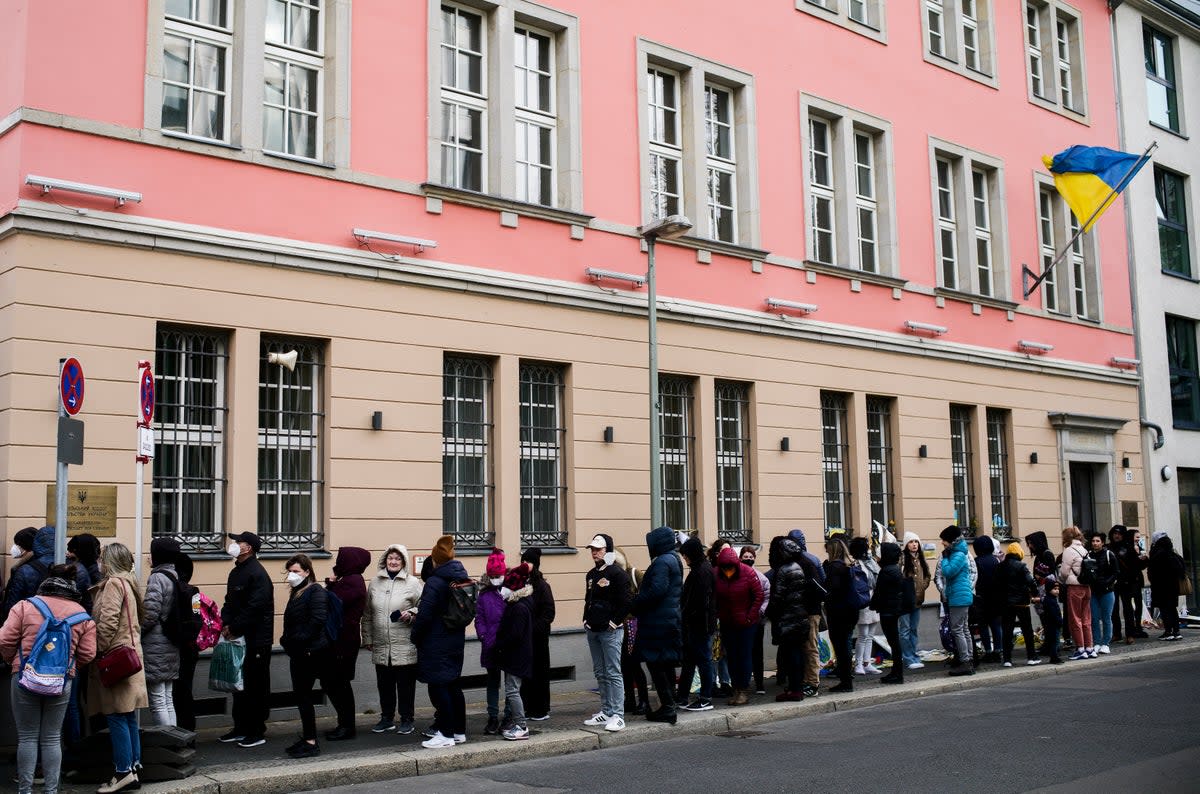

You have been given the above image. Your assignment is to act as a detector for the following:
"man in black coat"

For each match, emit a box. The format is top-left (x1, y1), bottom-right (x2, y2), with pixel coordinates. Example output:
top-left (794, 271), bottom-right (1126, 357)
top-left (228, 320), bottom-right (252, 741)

top-left (676, 537), bottom-right (717, 711)
top-left (871, 542), bottom-right (913, 684)
top-left (219, 531), bottom-right (275, 747)
top-left (520, 547), bottom-right (556, 720)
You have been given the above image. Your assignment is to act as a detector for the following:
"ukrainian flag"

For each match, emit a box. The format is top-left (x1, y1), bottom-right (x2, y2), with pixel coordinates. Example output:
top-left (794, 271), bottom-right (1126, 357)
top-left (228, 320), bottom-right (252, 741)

top-left (1042, 145), bottom-right (1150, 232)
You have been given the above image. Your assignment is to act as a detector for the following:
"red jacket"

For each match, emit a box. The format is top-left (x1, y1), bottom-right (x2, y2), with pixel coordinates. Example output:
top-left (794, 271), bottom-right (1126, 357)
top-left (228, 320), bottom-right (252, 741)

top-left (713, 547), bottom-right (765, 628)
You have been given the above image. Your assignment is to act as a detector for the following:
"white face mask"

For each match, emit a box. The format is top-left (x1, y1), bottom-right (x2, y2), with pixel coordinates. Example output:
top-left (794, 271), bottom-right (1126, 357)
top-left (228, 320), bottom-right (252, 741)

top-left (286, 571), bottom-right (306, 587)
top-left (489, 577), bottom-right (504, 587)
top-left (9, 544), bottom-right (23, 558)
top-left (603, 551), bottom-right (615, 566)
top-left (227, 542), bottom-right (242, 558)
top-left (500, 587), bottom-right (514, 600)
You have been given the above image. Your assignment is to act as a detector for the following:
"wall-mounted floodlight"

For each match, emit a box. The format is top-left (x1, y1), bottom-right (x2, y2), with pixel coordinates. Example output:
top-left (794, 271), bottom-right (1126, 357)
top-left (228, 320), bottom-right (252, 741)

top-left (1017, 340), bottom-right (1055, 354)
top-left (352, 228), bottom-right (438, 252)
top-left (1110, 356), bottom-right (1140, 369)
top-left (903, 320), bottom-right (948, 336)
top-left (26, 174), bottom-right (142, 207)
top-left (765, 297), bottom-right (819, 315)
top-left (585, 267), bottom-right (645, 288)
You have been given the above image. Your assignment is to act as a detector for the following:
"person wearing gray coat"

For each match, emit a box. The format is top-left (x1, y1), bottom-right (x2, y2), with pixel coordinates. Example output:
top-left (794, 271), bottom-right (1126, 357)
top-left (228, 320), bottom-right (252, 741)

top-left (142, 538), bottom-right (181, 726)
top-left (361, 543), bottom-right (424, 735)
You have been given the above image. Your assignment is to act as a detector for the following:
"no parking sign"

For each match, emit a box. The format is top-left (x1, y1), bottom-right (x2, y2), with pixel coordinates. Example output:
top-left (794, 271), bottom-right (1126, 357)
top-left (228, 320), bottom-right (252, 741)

top-left (59, 357), bottom-right (85, 415)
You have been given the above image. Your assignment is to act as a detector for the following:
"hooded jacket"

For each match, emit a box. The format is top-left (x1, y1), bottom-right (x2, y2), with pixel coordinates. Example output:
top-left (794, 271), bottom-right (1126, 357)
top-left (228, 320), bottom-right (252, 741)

top-left (940, 538), bottom-right (975, 607)
top-left (1026, 532), bottom-right (1057, 584)
top-left (714, 546), bottom-right (765, 629)
top-left (1147, 535), bottom-right (1186, 603)
top-left (999, 550), bottom-right (1038, 607)
top-left (361, 544), bottom-right (423, 667)
top-left (0, 588), bottom-right (97, 676)
top-left (411, 558), bottom-right (470, 684)
top-left (766, 538), bottom-right (809, 642)
top-left (1112, 537), bottom-right (1147, 588)
top-left (902, 533), bottom-right (931, 605)
top-left (476, 579), bottom-right (505, 669)
top-left (526, 563), bottom-right (556, 637)
top-left (870, 542), bottom-right (913, 617)
top-left (1, 526), bottom-right (91, 622)
top-left (494, 584), bottom-right (534, 679)
top-left (1087, 544), bottom-right (1119, 595)
top-left (680, 538), bottom-right (717, 639)
top-left (630, 526), bottom-right (683, 664)
top-left (972, 536), bottom-right (1003, 612)
top-left (141, 561), bottom-right (180, 683)
top-left (326, 546), bottom-right (370, 663)
top-left (788, 529), bottom-right (826, 584)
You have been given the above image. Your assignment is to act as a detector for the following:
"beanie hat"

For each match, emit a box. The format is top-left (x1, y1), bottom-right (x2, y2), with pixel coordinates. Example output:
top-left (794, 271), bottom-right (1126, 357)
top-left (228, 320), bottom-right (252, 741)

top-left (848, 536), bottom-right (869, 560)
top-left (431, 535), bottom-right (456, 567)
top-left (485, 547), bottom-right (507, 577)
top-left (504, 562), bottom-right (531, 591)
top-left (1006, 542), bottom-right (1024, 559)
top-left (67, 532), bottom-right (101, 566)
top-left (14, 526), bottom-right (37, 552)
top-left (939, 525), bottom-right (962, 544)
top-left (150, 537), bottom-right (181, 568)
top-left (903, 531), bottom-right (921, 545)
top-left (972, 535), bottom-right (995, 555)
top-left (520, 547), bottom-right (542, 570)
top-left (680, 536), bottom-right (705, 564)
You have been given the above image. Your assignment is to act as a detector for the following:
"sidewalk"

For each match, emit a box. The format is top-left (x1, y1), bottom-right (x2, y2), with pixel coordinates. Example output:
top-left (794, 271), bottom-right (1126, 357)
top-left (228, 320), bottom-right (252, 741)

top-left (49, 639), bottom-right (1197, 793)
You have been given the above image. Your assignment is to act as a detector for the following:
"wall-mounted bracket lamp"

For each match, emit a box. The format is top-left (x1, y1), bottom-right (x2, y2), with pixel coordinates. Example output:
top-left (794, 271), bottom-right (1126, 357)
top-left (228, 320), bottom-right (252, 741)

top-left (26, 174), bottom-right (142, 207)
top-left (353, 228), bottom-right (438, 252)
top-left (603, 426), bottom-right (614, 443)
top-left (1017, 340), bottom-right (1054, 354)
top-left (372, 411), bottom-right (384, 431)
top-left (1029, 452), bottom-right (1039, 464)
top-left (918, 444), bottom-right (928, 458)
top-left (1110, 356), bottom-right (1140, 369)
top-left (585, 267), bottom-right (645, 288)
top-left (904, 320), bottom-right (948, 336)
top-left (780, 437), bottom-right (790, 452)
top-left (765, 297), bottom-right (819, 316)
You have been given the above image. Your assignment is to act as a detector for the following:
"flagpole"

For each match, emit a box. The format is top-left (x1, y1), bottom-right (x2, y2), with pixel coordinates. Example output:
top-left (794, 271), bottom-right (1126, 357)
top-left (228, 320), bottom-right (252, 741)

top-left (1022, 140), bottom-right (1158, 299)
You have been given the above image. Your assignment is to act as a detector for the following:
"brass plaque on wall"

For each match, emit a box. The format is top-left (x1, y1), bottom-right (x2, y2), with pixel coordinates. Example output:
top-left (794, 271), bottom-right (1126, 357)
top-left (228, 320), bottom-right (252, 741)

top-left (1121, 500), bottom-right (1140, 528)
top-left (45, 484), bottom-right (118, 537)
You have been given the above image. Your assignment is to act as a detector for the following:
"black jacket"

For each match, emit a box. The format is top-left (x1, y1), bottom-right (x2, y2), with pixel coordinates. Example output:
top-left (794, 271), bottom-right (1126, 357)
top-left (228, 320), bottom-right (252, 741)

top-left (1087, 547), bottom-right (1119, 595)
top-left (528, 573), bottom-right (556, 637)
top-left (999, 555), bottom-right (1038, 607)
top-left (1147, 537), bottom-right (1186, 603)
top-left (681, 559), bottom-right (717, 639)
top-left (1113, 541), bottom-right (1147, 588)
top-left (823, 559), bottom-right (857, 619)
top-left (222, 555), bottom-right (275, 648)
top-left (280, 583), bottom-right (331, 657)
top-left (583, 562), bottom-right (631, 631)
top-left (767, 539), bottom-right (811, 642)
top-left (869, 543), bottom-right (912, 617)
top-left (494, 590), bottom-right (534, 679)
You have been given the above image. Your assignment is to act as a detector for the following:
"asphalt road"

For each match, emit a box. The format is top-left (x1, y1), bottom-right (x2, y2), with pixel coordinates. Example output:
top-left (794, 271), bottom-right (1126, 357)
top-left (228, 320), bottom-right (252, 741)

top-left (319, 649), bottom-right (1200, 794)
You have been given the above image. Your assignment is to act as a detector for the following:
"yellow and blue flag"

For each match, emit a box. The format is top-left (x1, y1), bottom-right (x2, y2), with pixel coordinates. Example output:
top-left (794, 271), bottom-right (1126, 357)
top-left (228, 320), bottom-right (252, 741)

top-left (1042, 145), bottom-right (1150, 232)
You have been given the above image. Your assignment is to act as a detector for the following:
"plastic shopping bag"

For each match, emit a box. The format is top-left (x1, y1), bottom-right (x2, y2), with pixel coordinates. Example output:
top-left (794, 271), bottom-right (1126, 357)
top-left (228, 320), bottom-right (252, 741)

top-left (208, 636), bottom-right (246, 693)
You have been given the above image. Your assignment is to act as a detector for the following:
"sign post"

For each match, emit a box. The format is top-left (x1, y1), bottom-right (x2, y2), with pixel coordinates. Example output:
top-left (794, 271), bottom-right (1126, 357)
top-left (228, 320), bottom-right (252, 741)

top-left (55, 357), bottom-right (86, 564)
top-left (134, 360), bottom-right (155, 580)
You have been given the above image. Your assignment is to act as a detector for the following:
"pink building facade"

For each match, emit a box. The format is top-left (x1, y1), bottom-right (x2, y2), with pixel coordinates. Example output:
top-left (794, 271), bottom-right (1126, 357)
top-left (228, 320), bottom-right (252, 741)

top-left (2, 1), bottom-right (1147, 631)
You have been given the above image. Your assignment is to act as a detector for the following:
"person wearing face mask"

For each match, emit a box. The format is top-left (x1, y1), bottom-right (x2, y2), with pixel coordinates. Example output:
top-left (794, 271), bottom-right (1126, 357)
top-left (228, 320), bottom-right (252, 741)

top-left (362, 544), bottom-right (423, 735)
top-left (476, 548), bottom-right (509, 735)
top-left (630, 526), bottom-right (684, 724)
top-left (713, 546), bottom-right (765, 706)
top-left (520, 547), bottom-right (555, 721)
top-left (3, 527), bottom-right (83, 626)
top-left (581, 533), bottom-right (631, 733)
top-left (740, 546), bottom-right (770, 695)
top-left (279, 554), bottom-right (330, 759)
top-left (493, 563), bottom-right (535, 740)
top-left (218, 531), bottom-right (274, 748)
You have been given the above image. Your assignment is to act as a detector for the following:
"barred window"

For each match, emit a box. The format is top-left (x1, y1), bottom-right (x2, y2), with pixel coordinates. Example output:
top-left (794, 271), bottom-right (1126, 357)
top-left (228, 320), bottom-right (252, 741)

top-left (520, 362), bottom-right (567, 546)
top-left (258, 338), bottom-right (325, 550)
top-left (986, 408), bottom-right (1012, 537)
top-left (443, 356), bottom-right (494, 547)
top-left (866, 396), bottom-right (894, 530)
top-left (659, 376), bottom-right (696, 532)
top-left (950, 404), bottom-right (975, 533)
top-left (152, 326), bottom-right (228, 553)
top-left (715, 381), bottom-right (752, 543)
top-left (821, 391), bottom-right (851, 534)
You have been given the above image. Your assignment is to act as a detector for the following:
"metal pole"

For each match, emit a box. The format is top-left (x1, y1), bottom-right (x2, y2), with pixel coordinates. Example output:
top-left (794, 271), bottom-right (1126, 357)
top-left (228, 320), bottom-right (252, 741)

top-left (647, 235), bottom-right (663, 530)
top-left (54, 359), bottom-right (68, 565)
top-left (134, 458), bottom-right (144, 581)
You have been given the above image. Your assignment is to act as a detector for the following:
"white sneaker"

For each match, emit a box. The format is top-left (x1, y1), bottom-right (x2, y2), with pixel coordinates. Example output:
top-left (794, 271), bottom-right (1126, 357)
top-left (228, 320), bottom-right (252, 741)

top-left (1027, 658), bottom-right (1043, 666)
top-left (853, 664), bottom-right (865, 676)
top-left (1098, 645), bottom-right (1111, 655)
top-left (421, 732), bottom-right (456, 749)
top-left (583, 711), bottom-right (611, 727)
top-left (863, 663), bottom-right (883, 675)
top-left (604, 715), bottom-right (625, 732)
top-left (1002, 661), bottom-right (1013, 668)
top-left (453, 733), bottom-right (466, 744)
top-left (1087, 648), bottom-right (1099, 658)
top-left (907, 662), bottom-right (925, 670)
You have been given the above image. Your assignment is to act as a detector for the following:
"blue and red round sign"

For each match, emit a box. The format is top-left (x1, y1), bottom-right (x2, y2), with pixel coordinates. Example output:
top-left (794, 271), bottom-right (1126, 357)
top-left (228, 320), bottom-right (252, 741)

top-left (139, 366), bottom-right (155, 426)
top-left (59, 357), bottom-right (85, 416)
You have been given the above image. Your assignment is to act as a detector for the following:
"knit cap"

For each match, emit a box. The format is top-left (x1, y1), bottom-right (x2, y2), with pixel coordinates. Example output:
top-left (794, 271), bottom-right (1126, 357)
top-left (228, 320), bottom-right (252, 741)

top-left (939, 525), bottom-right (962, 543)
top-left (486, 547), bottom-right (507, 577)
top-left (504, 562), bottom-right (531, 591)
top-left (431, 535), bottom-right (456, 566)
top-left (1006, 542), bottom-right (1024, 559)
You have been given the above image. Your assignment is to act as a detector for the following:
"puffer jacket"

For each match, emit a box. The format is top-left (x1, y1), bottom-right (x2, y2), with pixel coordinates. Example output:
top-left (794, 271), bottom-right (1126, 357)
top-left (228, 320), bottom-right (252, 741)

top-left (870, 543), bottom-right (912, 617)
top-left (140, 563), bottom-right (180, 683)
top-left (766, 538), bottom-right (809, 642)
top-left (1, 526), bottom-right (91, 622)
top-left (361, 544), bottom-right (423, 667)
top-left (972, 536), bottom-right (1003, 613)
top-left (412, 558), bottom-right (470, 685)
top-left (940, 539), bottom-right (975, 607)
top-left (494, 585), bottom-right (534, 680)
top-left (630, 525), bottom-right (683, 664)
top-left (280, 582), bottom-right (331, 658)
top-left (788, 529), bottom-right (826, 584)
top-left (999, 553), bottom-right (1038, 607)
top-left (1058, 540), bottom-right (1089, 586)
top-left (476, 584), bottom-right (505, 668)
top-left (714, 546), bottom-right (765, 628)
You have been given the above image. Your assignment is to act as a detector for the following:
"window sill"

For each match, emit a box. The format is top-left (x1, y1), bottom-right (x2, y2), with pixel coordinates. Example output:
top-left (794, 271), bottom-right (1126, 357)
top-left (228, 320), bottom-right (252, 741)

top-left (804, 260), bottom-right (907, 289)
top-left (160, 129), bottom-right (242, 151)
top-left (186, 549), bottom-right (332, 561)
top-left (264, 150), bottom-right (336, 170)
top-left (666, 234), bottom-right (771, 263)
top-left (1027, 94), bottom-right (1090, 126)
top-left (1149, 121), bottom-right (1187, 141)
top-left (923, 52), bottom-right (998, 89)
top-left (1172, 424), bottom-right (1200, 432)
top-left (934, 287), bottom-right (1019, 311)
top-left (422, 183), bottom-right (594, 227)
top-left (1161, 268), bottom-right (1198, 284)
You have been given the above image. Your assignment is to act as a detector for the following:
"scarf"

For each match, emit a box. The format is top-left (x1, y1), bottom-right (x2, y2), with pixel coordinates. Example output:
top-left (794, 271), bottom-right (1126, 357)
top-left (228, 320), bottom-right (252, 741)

top-left (37, 576), bottom-right (81, 603)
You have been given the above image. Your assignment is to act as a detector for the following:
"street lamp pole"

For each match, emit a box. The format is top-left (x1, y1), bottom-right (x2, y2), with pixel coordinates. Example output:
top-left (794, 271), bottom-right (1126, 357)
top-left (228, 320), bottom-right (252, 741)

top-left (639, 215), bottom-right (692, 531)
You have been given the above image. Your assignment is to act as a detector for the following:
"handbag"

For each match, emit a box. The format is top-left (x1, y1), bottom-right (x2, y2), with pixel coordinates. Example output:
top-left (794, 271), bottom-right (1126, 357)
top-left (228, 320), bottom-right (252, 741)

top-left (1181, 576), bottom-right (1194, 597)
top-left (96, 579), bottom-right (143, 687)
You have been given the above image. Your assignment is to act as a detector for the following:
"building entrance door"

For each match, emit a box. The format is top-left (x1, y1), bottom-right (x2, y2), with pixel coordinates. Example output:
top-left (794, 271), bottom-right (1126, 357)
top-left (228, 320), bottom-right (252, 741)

top-left (1180, 468), bottom-right (1199, 611)
top-left (1070, 461), bottom-right (1099, 535)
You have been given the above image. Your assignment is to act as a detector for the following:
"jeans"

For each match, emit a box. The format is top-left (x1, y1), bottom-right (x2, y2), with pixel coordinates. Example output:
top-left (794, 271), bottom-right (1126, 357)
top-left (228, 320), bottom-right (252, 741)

top-left (62, 675), bottom-right (82, 747)
top-left (427, 680), bottom-right (466, 737)
top-left (586, 628), bottom-right (624, 717)
top-left (1066, 585), bottom-right (1094, 649)
top-left (105, 711), bottom-right (141, 774)
top-left (289, 654), bottom-right (323, 741)
top-left (232, 644), bottom-right (272, 738)
top-left (778, 628), bottom-right (808, 692)
top-left (375, 663), bottom-right (418, 723)
top-left (1002, 606), bottom-right (1038, 662)
top-left (503, 672), bottom-right (525, 728)
top-left (1090, 590), bottom-right (1115, 647)
top-left (720, 624), bottom-right (754, 690)
top-left (978, 609), bottom-right (1003, 654)
top-left (949, 606), bottom-right (972, 663)
top-left (147, 680), bottom-right (177, 726)
top-left (898, 607), bottom-right (921, 666)
top-left (521, 630), bottom-right (552, 718)
top-left (677, 631), bottom-right (714, 701)
top-left (12, 675), bottom-right (71, 794)
top-left (485, 666), bottom-right (502, 719)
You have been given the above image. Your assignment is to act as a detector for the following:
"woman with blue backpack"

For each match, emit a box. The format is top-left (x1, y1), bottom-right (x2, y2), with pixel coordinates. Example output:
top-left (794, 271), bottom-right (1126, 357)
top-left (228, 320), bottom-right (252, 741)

top-left (0, 563), bottom-right (96, 794)
top-left (280, 553), bottom-right (332, 759)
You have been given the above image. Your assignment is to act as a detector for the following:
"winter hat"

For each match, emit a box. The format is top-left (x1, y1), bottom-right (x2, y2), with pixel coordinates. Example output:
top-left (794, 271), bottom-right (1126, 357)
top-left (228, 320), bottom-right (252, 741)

top-left (787, 529), bottom-right (809, 551)
top-left (903, 531), bottom-right (921, 546)
top-left (939, 525), bottom-right (962, 544)
top-left (14, 526), bottom-right (37, 552)
top-left (1151, 530), bottom-right (1169, 547)
top-left (879, 542), bottom-right (902, 566)
top-left (431, 535), bottom-right (456, 567)
top-left (67, 532), bottom-right (101, 566)
top-left (972, 536), bottom-right (995, 556)
top-left (848, 536), bottom-right (870, 560)
top-left (150, 536), bottom-right (181, 568)
top-left (1006, 543), bottom-right (1024, 559)
top-left (680, 536), bottom-right (705, 565)
top-left (486, 547), bottom-right (507, 577)
top-left (504, 562), bottom-right (531, 591)
top-left (520, 547), bottom-right (542, 571)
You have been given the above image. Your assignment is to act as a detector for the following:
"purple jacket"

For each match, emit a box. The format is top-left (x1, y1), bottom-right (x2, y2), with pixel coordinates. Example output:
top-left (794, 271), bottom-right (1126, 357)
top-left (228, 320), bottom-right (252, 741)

top-left (476, 585), bottom-right (504, 668)
top-left (325, 546), bottom-right (370, 661)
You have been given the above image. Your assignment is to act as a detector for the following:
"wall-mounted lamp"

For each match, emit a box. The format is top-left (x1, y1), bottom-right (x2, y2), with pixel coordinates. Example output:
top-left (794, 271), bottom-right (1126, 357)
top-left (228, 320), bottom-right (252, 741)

top-left (372, 411), bottom-right (384, 431)
top-left (904, 320), bottom-right (948, 336)
top-left (585, 267), bottom-right (646, 288)
top-left (26, 174), bottom-right (142, 207)
top-left (1017, 339), bottom-right (1055, 354)
top-left (353, 227), bottom-right (438, 252)
top-left (780, 437), bottom-right (790, 452)
top-left (1122, 456), bottom-right (1130, 469)
top-left (918, 444), bottom-right (928, 458)
top-left (1162, 465), bottom-right (1174, 482)
top-left (1110, 356), bottom-right (1140, 369)
top-left (1029, 452), bottom-right (1039, 464)
top-left (603, 426), bottom-right (614, 443)
top-left (765, 297), bottom-right (819, 316)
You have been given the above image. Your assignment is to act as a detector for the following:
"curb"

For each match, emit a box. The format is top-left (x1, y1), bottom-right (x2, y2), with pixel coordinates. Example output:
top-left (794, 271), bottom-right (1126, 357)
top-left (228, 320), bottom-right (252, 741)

top-left (142, 641), bottom-right (1193, 793)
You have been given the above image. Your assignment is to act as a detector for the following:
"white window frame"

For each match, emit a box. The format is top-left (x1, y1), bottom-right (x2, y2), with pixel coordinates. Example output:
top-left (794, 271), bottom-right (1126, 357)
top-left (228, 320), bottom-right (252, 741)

top-left (920, 0), bottom-right (997, 86)
top-left (795, 0), bottom-right (886, 43)
top-left (821, 391), bottom-right (852, 535)
top-left (715, 380), bottom-right (753, 544)
top-left (439, 3), bottom-right (488, 192)
top-left (262, 0), bottom-right (325, 162)
top-left (648, 66), bottom-right (684, 220)
top-left (1033, 174), bottom-right (1101, 320)
top-left (704, 83), bottom-right (738, 243)
top-left (518, 361), bottom-right (568, 547)
top-left (162, 2), bottom-right (233, 143)
top-left (929, 138), bottom-right (1009, 299)
top-left (809, 117), bottom-right (836, 265)
top-left (1037, 186), bottom-right (1061, 313)
top-left (1024, 1), bottom-right (1088, 121)
top-left (971, 167), bottom-right (993, 297)
top-left (513, 25), bottom-right (556, 207)
top-left (854, 131), bottom-right (879, 273)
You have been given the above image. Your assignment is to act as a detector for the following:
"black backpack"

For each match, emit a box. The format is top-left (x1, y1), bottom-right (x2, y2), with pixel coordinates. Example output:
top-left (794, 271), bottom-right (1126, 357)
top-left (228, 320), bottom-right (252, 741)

top-left (442, 579), bottom-right (478, 630)
top-left (157, 570), bottom-right (201, 653)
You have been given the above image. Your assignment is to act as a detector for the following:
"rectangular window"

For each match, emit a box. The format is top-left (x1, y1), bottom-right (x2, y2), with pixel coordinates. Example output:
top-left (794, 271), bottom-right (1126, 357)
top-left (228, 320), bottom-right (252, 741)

top-left (986, 408), bottom-right (1012, 537)
top-left (514, 26), bottom-right (555, 206)
top-left (1055, 18), bottom-right (1074, 110)
top-left (821, 391), bottom-right (851, 534)
top-left (1070, 214), bottom-right (1087, 317)
top-left (949, 404), bottom-right (975, 532)
top-left (257, 337), bottom-right (324, 550)
top-left (962, 0), bottom-right (981, 71)
top-left (443, 356), bottom-right (494, 547)
top-left (704, 84), bottom-right (737, 243)
top-left (1167, 316), bottom-right (1200, 428)
top-left (659, 376), bottom-right (697, 532)
top-left (715, 381), bottom-right (752, 543)
top-left (1145, 25), bottom-right (1179, 132)
top-left (263, 0), bottom-right (323, 160)
top-left (1038, 187), bottom-right (1060, 312)
top-left (932, 141), bottom-right (1006, 299)
top-left (972, 168), bottom-right (993, 296)
top-left (1026, 3), bottom-right (1045, 98)
top-left (1156, 166), bottom-right (1192, 278)
top-left (866, 396), bottom-right (894, 530)
top-left (797, 0), bottom-right (886, 42)
top-left (440, 4), bottom-right (486, 191)
top-left (152, 326), bottom-right (228, 553)
top-left (162, 1), bottom-right (231, 142)
top-left (519, 362), bottom-right (567, 546)
top-left (648, 67), bottom-right (683, 220)
top-left (855, 132), bottom-right (878, 273)
top-left (926, 0), bottom-right (946, 56)
top-left (936, 157), bottom-right (958, 289)
top-left (809, 117), bottom-right (836, 264)
top-left (922, 0), bottom-right (995, 83)
top-left (1025, 1), bottom-right (1085, 117)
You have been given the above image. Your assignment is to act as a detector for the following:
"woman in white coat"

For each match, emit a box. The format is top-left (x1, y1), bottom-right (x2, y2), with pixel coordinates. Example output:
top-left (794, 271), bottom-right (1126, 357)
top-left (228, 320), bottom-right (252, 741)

top-left (361, 544), bottom-right (423, 735)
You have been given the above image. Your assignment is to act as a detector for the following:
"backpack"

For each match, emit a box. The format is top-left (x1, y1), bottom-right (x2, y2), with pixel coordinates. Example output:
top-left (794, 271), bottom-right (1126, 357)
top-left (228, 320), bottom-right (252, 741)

top-left (443, 579), bottom-right (478, 630)
top-left (846, 563), bottom-right (872, 609)
top-left (156, 570), bottom-right (201, 652)
top-left (17, 597), bottom-right (91, 696)
top-left (1078, 554), bottom-right (1099, 586)
top-left (195, 591), bottom-right (223, 651)
top-left (324, 588), bottom-right (345, 643)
